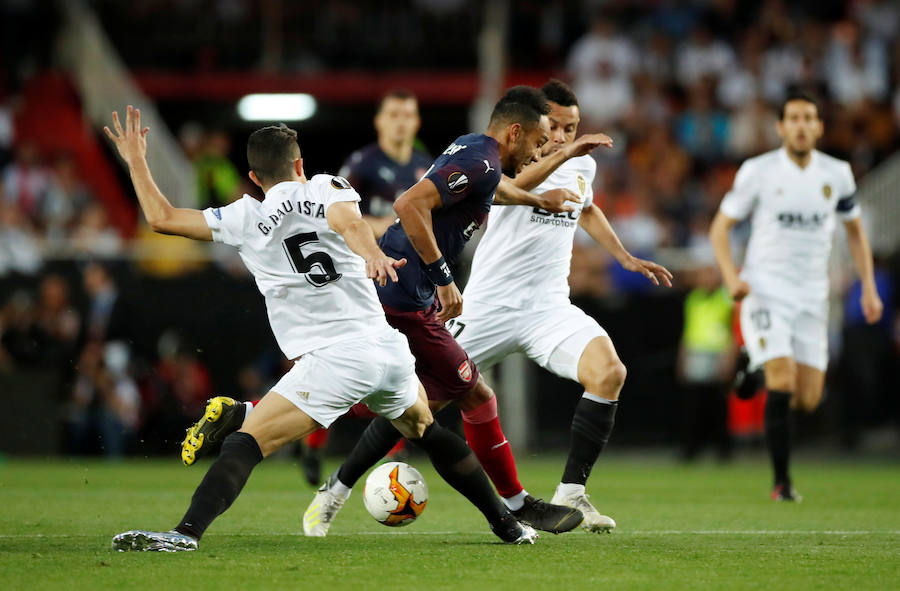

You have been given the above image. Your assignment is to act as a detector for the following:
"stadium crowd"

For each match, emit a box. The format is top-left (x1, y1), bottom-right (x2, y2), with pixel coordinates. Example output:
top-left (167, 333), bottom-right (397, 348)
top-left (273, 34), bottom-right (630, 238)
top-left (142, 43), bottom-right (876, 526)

top-left (0, 0), bottom-right (897, 455)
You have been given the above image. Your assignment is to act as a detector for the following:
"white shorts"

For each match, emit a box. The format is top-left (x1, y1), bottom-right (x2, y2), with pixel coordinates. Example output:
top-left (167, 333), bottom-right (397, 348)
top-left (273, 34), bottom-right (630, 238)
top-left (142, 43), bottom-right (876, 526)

top-left (740, 292), bottom-right (828, 372)
top-left (271, 328), bottom-right (419, 428)
top-left (450, 301), bottom-right (608, 382)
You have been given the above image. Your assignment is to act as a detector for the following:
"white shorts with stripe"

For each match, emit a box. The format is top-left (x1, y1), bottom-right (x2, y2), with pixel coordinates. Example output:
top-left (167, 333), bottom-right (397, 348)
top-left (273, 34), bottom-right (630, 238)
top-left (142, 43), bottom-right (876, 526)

top-left (272, 328), bottom-right (419, 428)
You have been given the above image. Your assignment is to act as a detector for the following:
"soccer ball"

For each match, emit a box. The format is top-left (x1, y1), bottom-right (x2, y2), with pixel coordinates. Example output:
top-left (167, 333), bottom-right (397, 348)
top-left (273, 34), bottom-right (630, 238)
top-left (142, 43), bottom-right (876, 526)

top-left (363, 461), bottom-right (428, 527)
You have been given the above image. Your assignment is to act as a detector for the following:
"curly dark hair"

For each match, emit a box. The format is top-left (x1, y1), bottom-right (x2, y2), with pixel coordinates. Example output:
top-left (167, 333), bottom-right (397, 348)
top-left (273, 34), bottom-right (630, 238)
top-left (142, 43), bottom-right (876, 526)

top-left (489, 85), bottom-right (550, 130)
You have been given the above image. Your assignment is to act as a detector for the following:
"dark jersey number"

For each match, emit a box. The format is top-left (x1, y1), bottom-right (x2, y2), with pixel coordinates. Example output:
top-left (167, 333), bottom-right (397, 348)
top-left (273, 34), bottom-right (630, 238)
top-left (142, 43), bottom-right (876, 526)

top-left (750, 309), bottom-right (771, 331)
top-left (283, 232), bottom-right (342, 287)
top-left (445, 319), bottom-right (466, 339)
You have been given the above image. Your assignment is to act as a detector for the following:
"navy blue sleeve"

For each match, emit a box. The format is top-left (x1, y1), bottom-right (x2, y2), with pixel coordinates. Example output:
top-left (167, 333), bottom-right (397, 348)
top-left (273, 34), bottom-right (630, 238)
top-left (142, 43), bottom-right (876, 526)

top-left (424, 155), bottom-right (500, 208)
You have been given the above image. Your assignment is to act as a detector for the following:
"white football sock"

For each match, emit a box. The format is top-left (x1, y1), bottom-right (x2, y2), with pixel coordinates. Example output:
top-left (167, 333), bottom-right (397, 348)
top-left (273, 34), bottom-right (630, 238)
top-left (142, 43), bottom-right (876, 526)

top-left (331, 479), bottom-right (352, 500)
top-left (556, 482), bottom-right (585, 498)
top-left (501, 489), bottom-right (529, 511)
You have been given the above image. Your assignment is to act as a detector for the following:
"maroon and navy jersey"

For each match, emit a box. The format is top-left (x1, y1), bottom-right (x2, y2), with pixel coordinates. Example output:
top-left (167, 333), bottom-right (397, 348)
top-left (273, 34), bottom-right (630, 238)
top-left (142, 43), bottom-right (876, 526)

top-left (377, 133), bottom-right (502, 311)
top-left (339, 144), bottom-right (432, 217)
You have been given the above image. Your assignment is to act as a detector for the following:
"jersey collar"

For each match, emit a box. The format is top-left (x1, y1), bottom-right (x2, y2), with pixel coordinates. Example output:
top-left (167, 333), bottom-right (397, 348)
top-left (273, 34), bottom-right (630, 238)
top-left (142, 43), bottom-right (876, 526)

top-left (779, 147), bottom-right (818, 172)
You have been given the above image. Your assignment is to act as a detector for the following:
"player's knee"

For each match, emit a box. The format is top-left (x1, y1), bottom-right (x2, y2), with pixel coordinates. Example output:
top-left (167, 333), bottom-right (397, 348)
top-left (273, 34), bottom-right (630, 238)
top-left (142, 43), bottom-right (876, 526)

top-left (457, 378), bottom-right (494, 412)
top-left (583, 359), bottom-right (626, 398)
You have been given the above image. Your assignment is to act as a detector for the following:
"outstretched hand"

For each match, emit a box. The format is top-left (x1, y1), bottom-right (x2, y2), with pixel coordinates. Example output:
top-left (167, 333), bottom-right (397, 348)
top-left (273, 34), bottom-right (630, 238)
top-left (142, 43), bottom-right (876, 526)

top-left (537, 188), bottom-right (582, 213)
top-left (104, 105), bottom-right (149, 165)
top-left (565, 133), bottom-right (614, 158)
top-left (622, 255), bottom-right (673, 287)
top-left (367, 256), bottom-right (407, 287)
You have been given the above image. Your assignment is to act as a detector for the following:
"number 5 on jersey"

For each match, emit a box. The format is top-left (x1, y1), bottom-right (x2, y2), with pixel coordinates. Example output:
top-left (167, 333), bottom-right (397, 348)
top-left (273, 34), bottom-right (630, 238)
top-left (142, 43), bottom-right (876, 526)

top-left (283, 232), bottom-right (342, 287)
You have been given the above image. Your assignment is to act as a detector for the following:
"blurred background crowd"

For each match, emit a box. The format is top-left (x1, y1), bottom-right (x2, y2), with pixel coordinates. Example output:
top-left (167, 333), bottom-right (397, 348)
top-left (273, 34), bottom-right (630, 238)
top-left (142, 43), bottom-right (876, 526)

top-left (0, 0), bottom-right (897, 459)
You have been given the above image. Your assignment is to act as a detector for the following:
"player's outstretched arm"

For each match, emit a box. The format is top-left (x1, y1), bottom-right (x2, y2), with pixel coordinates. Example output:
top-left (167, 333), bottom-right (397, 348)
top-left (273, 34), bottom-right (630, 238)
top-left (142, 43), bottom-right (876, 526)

top-left (494, 180), bottom-right (581, 213)
top-left (104, 106), bottom-right (212, 241)
top-left (507, 133), bottom-right (613, 191)
top-left (327, 201), bottom-right (406, 286)
top-left (393, 180), bottom-right (462, 321)
top-left (843, 218), bottom-right (883, 324)
top-left (579, 204), bottom-right (673, 287)
top-left (708, 211), bottom-right (749, 300)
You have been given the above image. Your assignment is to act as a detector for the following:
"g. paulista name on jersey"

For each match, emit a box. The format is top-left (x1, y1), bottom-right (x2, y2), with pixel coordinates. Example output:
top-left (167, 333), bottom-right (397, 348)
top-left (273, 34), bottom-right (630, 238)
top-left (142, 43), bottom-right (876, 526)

top-left (257, 199), bottom-right (327, 236)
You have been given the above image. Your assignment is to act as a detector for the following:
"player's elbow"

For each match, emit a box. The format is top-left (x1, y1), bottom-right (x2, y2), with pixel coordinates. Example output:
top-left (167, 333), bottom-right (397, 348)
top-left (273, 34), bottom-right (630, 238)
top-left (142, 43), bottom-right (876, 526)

top-left (393, 195), bottom-right (414, 220)
top-left (147, 206), bottom-right (175, 234)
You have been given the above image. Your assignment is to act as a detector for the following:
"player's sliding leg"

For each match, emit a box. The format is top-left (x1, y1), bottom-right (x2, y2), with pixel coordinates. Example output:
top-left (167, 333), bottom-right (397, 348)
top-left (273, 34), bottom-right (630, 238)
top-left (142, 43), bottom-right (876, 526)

top-left (392, 390), bottom-right (537, 544)
top-left (181, 396), bottom-right (253, 465)
top-left (113, 392), bottom-right (320, 552)
top-left (348, 402), bottom-right (408, 460)
top-left (551, 336), bottom-right (623, 532)
top-left (304, 387), bottom-right (537, 544)
top-left (303, 415), bottom-right (404, 537)
top-left (458, 378), bottom-right (583, 534)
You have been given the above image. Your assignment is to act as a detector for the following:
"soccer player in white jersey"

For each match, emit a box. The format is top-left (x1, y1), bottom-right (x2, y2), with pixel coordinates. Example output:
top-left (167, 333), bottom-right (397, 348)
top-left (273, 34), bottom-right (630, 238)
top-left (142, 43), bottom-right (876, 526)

top-left (709, 92), bottom-right (883, 501)
top-left (104, 106), bottom-right (538, 550)
top-left (448, 79), bottom-right (673, 531)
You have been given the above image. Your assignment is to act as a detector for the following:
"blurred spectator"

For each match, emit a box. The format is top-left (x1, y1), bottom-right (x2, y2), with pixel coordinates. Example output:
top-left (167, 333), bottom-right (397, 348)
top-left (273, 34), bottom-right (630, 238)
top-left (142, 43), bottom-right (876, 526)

top-left (677, 263), bottom-right (736, 461)
top-left (139, 330), bottom-right (211, 453)
top-left (81, 262), bottom-right (130, 344)
top-left (675, 24), bottom-right (736, 88)
top-left (3, 142), bottom-right (54, 225)
top-left (194, 130), bottom-right (240, 208)
top-left (70, 203), bottom-right (123, 256)
top-left (853, 0), bottom-right (900, 44)
top-left (836, 266), bottom-right (897, 449)
top-left (567, 18), bottom-right (636, 126)
top-left (727, 97), bottom-right (780, 158)
top-left (0, 290), bottom-right (42, 368)
top-left (824, 20), bottom-right (889, 108)
top-left (65, 340), bottom-right (139, 457)
top-left (34, 273), bottom-right (80, 368)
top-left (0, 201), bottom-right (42, 275)
top-left (675, 82), bottom-right (730, 163)
top-left (42, 154), bottom-right (95, 244)
top-left (0, 96), bottom-right (13, 169)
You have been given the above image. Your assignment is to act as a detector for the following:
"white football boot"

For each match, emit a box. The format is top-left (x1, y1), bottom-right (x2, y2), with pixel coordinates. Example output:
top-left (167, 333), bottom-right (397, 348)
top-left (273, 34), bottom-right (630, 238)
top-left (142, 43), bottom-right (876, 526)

top-left (550, 485), bottom-right (616, 533)
top-left (303, 471), bottom-right (349, 537)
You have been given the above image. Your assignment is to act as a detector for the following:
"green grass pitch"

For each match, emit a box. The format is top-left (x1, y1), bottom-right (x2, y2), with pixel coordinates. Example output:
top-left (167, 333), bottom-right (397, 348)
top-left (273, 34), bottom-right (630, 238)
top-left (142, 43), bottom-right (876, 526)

top-left (1, 454), bottom-right (898, 590)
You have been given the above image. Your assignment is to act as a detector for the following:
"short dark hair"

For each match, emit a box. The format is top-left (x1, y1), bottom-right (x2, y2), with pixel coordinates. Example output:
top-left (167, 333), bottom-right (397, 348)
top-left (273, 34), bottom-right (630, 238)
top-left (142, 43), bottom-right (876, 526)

top-left (247, 124), bottom-right (300, 185)
top-left (376, 89), bottom-right (417, 114)
top-left (541, 79), bottom-right (578, 108)
top-left (489, 86), bottom-right (550, 129)
top-left (779, 91), bottom-right (820, 120)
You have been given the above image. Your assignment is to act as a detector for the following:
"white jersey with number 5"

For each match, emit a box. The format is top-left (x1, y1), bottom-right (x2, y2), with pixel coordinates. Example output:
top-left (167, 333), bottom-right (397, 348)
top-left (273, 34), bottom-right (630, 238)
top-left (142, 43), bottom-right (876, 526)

top-left (464, 155), bottom-right (597, 308)
top-left (720, 148), bottom-right (859, 310)
top-left (202, 175), bottom-right (389, 359)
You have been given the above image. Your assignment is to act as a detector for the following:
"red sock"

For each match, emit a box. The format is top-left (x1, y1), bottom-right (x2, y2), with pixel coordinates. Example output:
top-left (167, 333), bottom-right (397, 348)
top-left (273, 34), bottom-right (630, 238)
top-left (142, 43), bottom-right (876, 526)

top-left (461, 397), bottom-right (523, 498)
top-left (387, 439), bottom-right (406, 457)
top-left (305, 428), bottom-right (329, 450)
top-left (251, 400), bottom-right (260, 406)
